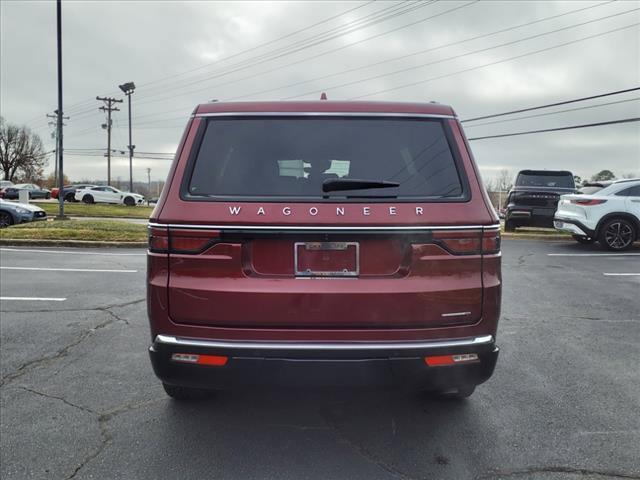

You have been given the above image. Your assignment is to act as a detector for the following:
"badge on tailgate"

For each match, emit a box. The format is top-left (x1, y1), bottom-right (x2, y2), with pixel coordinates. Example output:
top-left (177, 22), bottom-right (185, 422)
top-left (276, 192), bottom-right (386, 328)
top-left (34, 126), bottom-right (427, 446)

top-left (294, 242), bottom-right (359, 277)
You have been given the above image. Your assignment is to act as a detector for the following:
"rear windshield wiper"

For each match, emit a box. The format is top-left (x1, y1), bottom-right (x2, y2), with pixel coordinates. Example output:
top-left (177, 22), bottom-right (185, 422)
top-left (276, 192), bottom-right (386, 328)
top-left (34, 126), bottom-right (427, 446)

top-left (322, 178), bottom-right (400, 193)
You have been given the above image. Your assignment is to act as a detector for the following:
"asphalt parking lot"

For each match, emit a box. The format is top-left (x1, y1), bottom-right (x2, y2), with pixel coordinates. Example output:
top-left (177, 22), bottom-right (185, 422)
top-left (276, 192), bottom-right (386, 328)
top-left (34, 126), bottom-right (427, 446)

top-left (1, 240), bottom-right (639, 480)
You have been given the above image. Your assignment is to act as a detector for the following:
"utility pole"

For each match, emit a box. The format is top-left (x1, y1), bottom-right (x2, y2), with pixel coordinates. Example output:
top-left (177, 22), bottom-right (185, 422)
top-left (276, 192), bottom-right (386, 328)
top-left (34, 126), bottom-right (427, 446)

top-left (46, 110), bottom-right (68, 185)
top-left (56, 0), bottom-right (65, 219)
top-left (96, 96), bottom-right (122, 185)
top-left (146, 167), bottom-right (151, 206)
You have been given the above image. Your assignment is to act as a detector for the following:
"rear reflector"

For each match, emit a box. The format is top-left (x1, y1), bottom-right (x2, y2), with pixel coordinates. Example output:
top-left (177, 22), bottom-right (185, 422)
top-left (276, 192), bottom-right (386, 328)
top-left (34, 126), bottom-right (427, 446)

top-left (171, 353), bottom-right (228, 366)
top-left (424, 353), bottom-right (479, 366)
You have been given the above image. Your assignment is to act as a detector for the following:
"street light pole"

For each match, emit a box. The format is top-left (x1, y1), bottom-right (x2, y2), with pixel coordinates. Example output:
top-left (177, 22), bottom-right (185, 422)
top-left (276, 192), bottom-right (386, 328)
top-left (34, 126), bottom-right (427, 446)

top-left (119, 82), bottom-right (135, 192)
top-left (56, 0), bottom-right (65, 219)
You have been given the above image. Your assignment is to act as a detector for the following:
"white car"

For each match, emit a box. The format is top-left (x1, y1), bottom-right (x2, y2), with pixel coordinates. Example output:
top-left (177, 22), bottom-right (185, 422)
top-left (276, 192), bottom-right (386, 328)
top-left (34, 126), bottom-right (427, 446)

top-left (554, 179), bottom-right (640, 251)
top-left (74, 186), bottom-right (145, 206)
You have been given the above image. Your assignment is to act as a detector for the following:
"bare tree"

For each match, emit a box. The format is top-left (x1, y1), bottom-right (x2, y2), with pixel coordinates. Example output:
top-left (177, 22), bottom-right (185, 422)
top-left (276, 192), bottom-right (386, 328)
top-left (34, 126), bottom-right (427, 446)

top-left (496, 169), bottom-right (513, 192)
top-left (0, 117), bottom-right (48, 182)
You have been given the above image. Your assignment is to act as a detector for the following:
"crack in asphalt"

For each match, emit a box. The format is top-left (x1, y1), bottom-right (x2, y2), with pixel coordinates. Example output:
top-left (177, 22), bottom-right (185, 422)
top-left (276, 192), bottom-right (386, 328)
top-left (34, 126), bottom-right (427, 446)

top-left (0, 298), bottom-right (144, 387)
top-left (13, 384), bottom-right (163, 480)
top-left (476, 466), bottom-right (640, 479)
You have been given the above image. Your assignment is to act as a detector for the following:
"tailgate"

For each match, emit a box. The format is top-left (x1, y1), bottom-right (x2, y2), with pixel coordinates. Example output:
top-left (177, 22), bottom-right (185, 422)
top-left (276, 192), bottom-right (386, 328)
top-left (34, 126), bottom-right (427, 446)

top-left (154, 225), bottom-right (499, 329)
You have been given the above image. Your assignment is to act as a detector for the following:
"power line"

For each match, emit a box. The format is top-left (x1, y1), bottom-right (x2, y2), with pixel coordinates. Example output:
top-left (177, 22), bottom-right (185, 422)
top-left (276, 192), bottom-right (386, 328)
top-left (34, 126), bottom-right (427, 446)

top-left (135, 0), bottom-right (434, 101)
top-left (284, 7), bottom-right (639, 100)
top-left (228, 0), bottom-right (616, 101)
top-left (136, 0), bottom-right (378, 91)
top-left (467, 117), bottom-right (640, 141)
top-left (349, 22), bottom-right (639, 99)
top-left (128, 1), bottom-right (478, 122)
top-left (462, 87), bottom-right (640, 123)
top-left (463, 97), bottom-right (640, 127)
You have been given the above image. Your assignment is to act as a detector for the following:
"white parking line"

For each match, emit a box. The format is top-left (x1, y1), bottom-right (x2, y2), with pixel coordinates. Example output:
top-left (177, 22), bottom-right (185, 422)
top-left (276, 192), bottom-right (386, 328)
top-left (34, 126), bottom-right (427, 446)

top-left (548, 253), bottom-right (640, 257)
top-left (0, 297), bottom-right (66, 302)
top-left (1, 267), bottom-right (138, 273)
top-left (603, 273), bottom-right (640, 276)
top-left (0, 248), bottom-right (145, 256)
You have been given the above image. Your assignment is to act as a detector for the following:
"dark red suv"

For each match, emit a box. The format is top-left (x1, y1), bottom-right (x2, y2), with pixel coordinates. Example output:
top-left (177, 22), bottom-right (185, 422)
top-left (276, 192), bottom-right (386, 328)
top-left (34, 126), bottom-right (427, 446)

top-left (147, 100), bottom-right (501, 400)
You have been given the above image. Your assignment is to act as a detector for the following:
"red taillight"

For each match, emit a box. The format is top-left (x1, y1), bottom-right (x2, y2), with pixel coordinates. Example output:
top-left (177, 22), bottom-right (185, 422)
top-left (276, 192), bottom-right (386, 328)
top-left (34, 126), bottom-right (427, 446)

top-left (570, 199), bottom-right (607, 206)
top-left (482, 230), bottom-right (501, 254)
top-left (148, 226), bottom-right (169, 253)
top-left (169, 228), bottom-right (220, 254)
top-left (432, 229), bottom-right (500, 255)
top-left (149, 226), bottom-right (221, 254)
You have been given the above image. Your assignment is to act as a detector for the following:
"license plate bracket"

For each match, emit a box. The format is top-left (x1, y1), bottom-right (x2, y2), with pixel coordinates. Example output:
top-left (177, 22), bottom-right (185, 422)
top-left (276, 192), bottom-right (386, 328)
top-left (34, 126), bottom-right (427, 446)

top-left (294, 242), bottom-right (359, 277)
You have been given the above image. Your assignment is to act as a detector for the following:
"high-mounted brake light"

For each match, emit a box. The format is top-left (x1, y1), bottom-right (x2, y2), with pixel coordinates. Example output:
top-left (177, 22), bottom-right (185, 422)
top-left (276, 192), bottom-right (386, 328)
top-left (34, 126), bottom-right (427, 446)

top-left (424, 353), bottom-right (479, 366)
top-left (570, 199), bottom-right (607, 206)
top-left (171, 353), bottom-right (228, 366)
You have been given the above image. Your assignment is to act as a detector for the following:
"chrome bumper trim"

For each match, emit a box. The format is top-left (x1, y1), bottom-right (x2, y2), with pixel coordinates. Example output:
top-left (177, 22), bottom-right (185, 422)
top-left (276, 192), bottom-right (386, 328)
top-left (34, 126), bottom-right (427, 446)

top-left (154, 334), bottom-right (494, 351)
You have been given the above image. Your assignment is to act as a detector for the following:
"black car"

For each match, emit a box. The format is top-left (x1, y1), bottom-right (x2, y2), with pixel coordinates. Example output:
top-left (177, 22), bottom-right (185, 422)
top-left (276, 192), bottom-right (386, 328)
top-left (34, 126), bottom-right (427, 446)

top-left (2, 183), bottom-right (51, 200)
top-left (60, 184), bottom-right (97, 202)
top-left (505, 170), bottom-right (576, 231)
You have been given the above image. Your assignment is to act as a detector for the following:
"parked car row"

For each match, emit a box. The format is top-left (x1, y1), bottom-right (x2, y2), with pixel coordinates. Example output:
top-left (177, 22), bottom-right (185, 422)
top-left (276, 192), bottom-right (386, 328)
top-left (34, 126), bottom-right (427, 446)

top-left (502, 169), bottom-right (639, 251)
top-left (0, 183), bottom-right (51, 200)
top-left (0, 199), bottom-right (47, 228)
top-left (0, 181), bottom-right (145, 206)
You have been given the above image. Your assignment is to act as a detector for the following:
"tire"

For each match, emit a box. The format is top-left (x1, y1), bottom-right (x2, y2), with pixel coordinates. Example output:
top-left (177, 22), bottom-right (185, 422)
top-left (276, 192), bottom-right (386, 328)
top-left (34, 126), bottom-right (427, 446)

top-left (504, 220), bottom-right (516, 232)
top-left (45, 193), bottom-right (51, 200)
top-left (64, 192), bottom-right (75, 202)
top-left (0, 210), bottom-right (14, 228)
top-left (572, 235), bottom-right (595, 245)
top-left (434, 385), bottom-right (476, 400)
top-left (123, 196), bottom-right (135, 207)
top-left (162, 383), bottom-right (213, 401)
top-left (598, 218), bottom-right (636, 251)
top-left (82, 194), bottom-right (94, 204)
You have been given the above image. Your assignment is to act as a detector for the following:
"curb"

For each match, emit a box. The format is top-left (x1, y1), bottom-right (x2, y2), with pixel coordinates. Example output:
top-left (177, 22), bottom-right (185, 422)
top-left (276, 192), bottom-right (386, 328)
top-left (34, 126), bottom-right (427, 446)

top-left (0, 239), bottom-right (147, 248)
top-left (500, 233), bottom-right (571, 241)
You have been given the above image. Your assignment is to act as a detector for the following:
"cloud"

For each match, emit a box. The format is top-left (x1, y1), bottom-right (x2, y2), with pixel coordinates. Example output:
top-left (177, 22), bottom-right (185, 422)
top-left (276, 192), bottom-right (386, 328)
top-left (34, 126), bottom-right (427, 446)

top-left (1, 0), bottom-right (638, 183)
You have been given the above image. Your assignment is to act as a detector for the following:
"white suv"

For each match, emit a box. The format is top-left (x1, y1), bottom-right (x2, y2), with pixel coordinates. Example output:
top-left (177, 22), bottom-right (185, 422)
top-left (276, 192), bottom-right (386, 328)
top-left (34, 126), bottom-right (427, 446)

top-left (554, 179), bottom-right (640, 251)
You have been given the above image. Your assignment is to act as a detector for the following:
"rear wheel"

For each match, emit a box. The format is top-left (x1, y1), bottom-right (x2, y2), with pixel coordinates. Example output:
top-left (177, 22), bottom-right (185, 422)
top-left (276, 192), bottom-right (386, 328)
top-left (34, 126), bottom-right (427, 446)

top-left (0, 211), bottom-right (14, 228)
top-left (504, 220), bottom-right (516, 232)
top-left (162, 383), bottom-right (213, 401)
top-left (123, 196), bottom-right (135, 206)
top-left (45, 193), bottom-right (51, 199)
top-left (598, 218), bottom-right (636, 251)
top-left (572, 235), bottom-right (595, 244)
top-left (82, 194), bottom-right (94, 204)
top-left (64, 192), bottom-right (75, 202)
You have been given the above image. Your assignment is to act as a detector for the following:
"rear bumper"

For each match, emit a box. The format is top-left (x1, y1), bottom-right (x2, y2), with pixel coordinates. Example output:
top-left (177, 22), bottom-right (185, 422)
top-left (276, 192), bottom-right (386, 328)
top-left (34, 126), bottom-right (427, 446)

top-left (149, 334), bottom-right (499, 391)
top-left (506, 206), bottom-right (555, 227)
top-left (553, 216), bottom-right (595, 237)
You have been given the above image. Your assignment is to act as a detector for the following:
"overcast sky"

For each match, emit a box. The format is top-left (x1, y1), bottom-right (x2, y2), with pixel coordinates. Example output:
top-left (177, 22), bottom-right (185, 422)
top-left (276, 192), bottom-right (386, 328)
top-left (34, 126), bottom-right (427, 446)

top-left (1, 0), bottom-right (639, 185)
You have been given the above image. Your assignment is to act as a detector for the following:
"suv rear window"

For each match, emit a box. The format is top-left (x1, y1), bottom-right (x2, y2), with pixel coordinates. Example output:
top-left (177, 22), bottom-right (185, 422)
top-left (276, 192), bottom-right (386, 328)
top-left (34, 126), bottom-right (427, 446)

top-left (515, 170), bottom-right (575, 189)
top-left (185, 117), bottom-right (466, 201)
